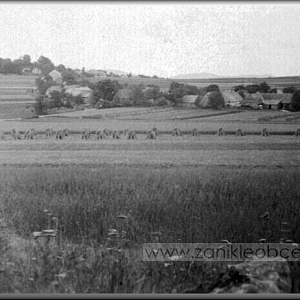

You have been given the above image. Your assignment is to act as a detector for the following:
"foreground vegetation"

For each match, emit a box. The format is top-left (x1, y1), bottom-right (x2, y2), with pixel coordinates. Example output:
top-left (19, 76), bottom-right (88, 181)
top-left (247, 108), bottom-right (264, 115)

top-left (0, 165), bottom-right (299, 293)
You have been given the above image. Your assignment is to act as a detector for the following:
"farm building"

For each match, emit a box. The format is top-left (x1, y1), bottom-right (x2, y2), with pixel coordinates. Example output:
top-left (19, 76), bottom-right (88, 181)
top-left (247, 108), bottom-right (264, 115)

top-left (86, 70), bottom-right (107, 78)
top-left (32, 67), bottom-right (42, 75)
top-left (240, 93), bottom-right (264, 109)
top-left (178, 95), bottom-right (200, 108)
top-left (197, 92), bottom-right (225, 108)
top-left (65, 86), bottom-right (93, 104)
top-left (222, 90), bottom-right (242, 107)
top-left (112, 89), bottom-right (134, 106)
top-left (197, 92), bottom-right (211, 108)
top-left (260, 93), bottom-right (293, 110)
top-left (45, 86), bottom-right (62, 98)
top-left (49, 70), bottom-right (62, 83)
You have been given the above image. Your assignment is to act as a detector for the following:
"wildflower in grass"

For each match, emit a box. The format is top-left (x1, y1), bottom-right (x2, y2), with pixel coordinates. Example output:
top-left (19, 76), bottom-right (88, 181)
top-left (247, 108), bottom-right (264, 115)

top-left (117, 215), bottom-right (128, 220)
top-left (57, 273), bottom-right (67, 279)
top-left (150, 232), bottom-right (163, 236)
top-left (169, 255), bottom-right (183, 261)
top-left (221, 240), bottom-right (232, 245)
top-left (108, 229), bottom-right (119, 237)
top-left (32, 231), bottom-right (42, 238)
top-left (260, 212), bottom-right (270, 220)
top-left (42, 229), bottom-right (56, 237)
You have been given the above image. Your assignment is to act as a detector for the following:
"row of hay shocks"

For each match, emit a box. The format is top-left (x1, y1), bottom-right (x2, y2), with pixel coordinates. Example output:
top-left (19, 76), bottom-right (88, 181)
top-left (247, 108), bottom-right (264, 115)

top-left (0, 128), bottom-right (69, 140)
top-left (2, 127), bottom-right (300, 141)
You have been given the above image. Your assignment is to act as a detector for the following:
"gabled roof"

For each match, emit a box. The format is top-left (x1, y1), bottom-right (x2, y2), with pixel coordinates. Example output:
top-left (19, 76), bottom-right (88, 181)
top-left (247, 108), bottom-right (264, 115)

top-left (221, 90), bottom-right (242, 107)
top-left (181, 95), bottom-right (199, 103)
top-left (262, 99), bottom-right (282, 106)
top-left (65, 86), bottom-right (92, 98)
top-left (45, 86), bottom-right (62, 97)
top-left (260, 93), bottom-right (293, 104)
top-left (198, 92), bottom-right (212, 107)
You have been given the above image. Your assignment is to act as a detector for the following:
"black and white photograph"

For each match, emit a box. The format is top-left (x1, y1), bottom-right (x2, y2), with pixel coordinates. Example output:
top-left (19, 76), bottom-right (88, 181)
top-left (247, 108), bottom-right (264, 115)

top-left (0, 1), bottom-right (300, 296)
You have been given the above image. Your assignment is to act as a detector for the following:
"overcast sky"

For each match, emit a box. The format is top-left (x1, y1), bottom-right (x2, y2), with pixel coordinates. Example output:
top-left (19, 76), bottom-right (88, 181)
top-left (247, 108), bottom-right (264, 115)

top-left (0, 3), bottom-right (299, 78)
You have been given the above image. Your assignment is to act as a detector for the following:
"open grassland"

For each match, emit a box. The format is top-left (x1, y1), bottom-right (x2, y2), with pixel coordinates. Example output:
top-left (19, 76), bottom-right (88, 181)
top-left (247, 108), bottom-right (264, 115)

top-left (0, 135), bottom-right (300, 167)
top-left (84, 75), bottom-right (300, 90)
top-left (0, 165), bottom-right (300, 293)
top-left (1, 106), bottom-right (300, 293)
top-left (2, 113), bottom-right (300, 133)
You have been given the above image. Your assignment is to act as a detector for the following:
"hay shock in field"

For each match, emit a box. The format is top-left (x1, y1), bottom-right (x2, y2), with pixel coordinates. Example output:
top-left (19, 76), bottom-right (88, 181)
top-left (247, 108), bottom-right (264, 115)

top-left (261, 128), bottom-right (270, 137)
top-left (96, 130), bottom-right (105, 139)
top-left (172, 128), bottom-right (182, 136)
top-left (103, 128), bottom-right (112, 137)
top-left (146, 130), bottom-right (157, 139)
top-left (24, 128), bottom-right (37, 140)
top-left (236, 128), bottom-right (245, 137)
top-left (191, 128), bottom-right (199, 137)
top-left (128, 130), bottom-right (137, 139)
top-left (45, 128), bottom-right (54, 138)
top-left (152, 127), bottom-right (159, 136)
top-left (0, 130), bottom-right (5, 140)
top-left (112, 130), bottom-right (120, 139)
top-left (55, 129), bottom-right (69, 140)
top-left (82, 128), bottom-right (91, 140)
top-left (11, 129), bottom-right (22, 140)
top-left (217, 127), bottom-right (226, 136)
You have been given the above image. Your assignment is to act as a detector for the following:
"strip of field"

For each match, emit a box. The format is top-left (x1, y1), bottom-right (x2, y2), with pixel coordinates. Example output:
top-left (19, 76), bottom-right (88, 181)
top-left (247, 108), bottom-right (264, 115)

top-left (0, 136), bottom-right (300, 166)
top-left (0, 149), bottom-right (299, 167)
top-left (2, 117), bottom-right (300, 132)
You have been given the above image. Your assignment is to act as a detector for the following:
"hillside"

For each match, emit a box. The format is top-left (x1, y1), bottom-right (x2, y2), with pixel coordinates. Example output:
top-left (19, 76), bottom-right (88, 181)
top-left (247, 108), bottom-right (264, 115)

top-left (172, 72), bottom-right (220, 79)
top-left (0, 75), bottom-right (37, 103)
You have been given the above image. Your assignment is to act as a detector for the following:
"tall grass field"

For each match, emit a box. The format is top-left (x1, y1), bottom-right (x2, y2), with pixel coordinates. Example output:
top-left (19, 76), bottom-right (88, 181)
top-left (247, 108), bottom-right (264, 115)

top-left (0, 165), bottom-right (299, 293)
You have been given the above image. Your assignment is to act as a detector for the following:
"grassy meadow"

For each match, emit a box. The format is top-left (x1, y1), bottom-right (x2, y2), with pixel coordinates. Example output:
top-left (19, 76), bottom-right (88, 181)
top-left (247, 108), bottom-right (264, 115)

top-left (0, 165), bottom-right (300, 293)
top-left (0, 104), bottom-right (300, 293)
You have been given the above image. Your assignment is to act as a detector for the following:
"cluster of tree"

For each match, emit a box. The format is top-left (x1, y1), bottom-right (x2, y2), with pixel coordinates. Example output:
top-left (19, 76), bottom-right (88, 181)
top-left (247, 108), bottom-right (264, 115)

top-left (165, 81), bottom-right (223, 108)
top-left (282, 86), bottom-right (300, 111)
top-left (0, 55), bottom-right (33, 75)
top-left (233, 82), bottom-right (277, 97)
top-left (88, 79), bottom-right (166, 108)
top-left (34, 88), bottom-right (85, 115)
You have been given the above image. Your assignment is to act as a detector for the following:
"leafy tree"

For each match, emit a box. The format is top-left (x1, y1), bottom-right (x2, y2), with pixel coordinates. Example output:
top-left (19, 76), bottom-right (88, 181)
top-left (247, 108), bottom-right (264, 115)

top-left (36, 77), bottom-right (54, 95)
top-left (129, 83), bottom-right (145, 105)
top-left (205, 84), bottom-right (220, 93)
top-left (34, 95), bottom-right (47, 115)
top-left (269, 88), bottom-right (278, 93)
top-left (144, 85), bottom-right (161, 100)
top-left (63, 72), bottom-right (76, 85)
top-left (166, 82), bottom-right (188, 106)
top-left (92, 79), bottom-right (120, 102)
top-left (245, 84), bottom-right (260, 94)
top-left (56, 64), bottom-right (67, 74)
top-left (49, 90), bottom-right (63, 108)
top-left (291, 89), bottom-right (300, 111)
top-left (259, 82), bottom-right (271, 93)
top-left (37, 55), bottom-right (55, 75)
top-left (233, 84), bottom-right (245, 92)
top-left (208, 92), bottom-right (225, 109)
top-left (283, 86), bottom-right (296, 93)
top-left (23, 54), bottom-right (31, 64)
